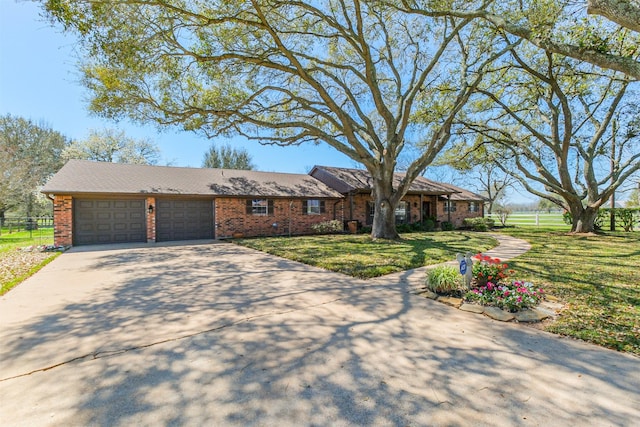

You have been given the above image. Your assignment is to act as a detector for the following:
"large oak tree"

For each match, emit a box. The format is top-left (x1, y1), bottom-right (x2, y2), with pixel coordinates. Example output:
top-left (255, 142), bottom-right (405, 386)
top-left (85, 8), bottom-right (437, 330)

top-left (42, 0), bottom-right (509, 239)
top-left (454, 43), bottom-right (640, 232)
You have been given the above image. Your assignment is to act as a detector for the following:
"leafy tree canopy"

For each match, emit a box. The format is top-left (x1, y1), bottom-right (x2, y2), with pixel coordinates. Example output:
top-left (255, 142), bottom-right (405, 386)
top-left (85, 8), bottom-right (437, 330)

top-left (202, 143), bottom-right (255, 170)
top-left (63, 128), bottom-right (161, 165)
top-left (41, 0), bottom-right (511, 239)
top-left (399, 0), bottom-right (640, 79)
top-left (0, 114), bottom-right (69, 217)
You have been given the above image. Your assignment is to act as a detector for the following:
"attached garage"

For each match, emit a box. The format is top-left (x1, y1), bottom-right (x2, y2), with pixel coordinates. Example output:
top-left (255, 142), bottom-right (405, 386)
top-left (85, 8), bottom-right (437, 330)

top-left (156, 198), bottom-right (214, 242)
top-left (73, 199), bottom-right (146, 245)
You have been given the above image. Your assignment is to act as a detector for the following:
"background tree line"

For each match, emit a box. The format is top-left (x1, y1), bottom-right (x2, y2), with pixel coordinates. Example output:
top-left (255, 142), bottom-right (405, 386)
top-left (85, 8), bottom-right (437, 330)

top-left (1, 114), bottom-right (253, 221)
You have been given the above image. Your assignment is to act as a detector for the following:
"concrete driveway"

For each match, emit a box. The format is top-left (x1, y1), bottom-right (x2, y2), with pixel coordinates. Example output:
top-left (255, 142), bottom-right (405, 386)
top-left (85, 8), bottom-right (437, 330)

top-left (0, 242), bottom-right (638, 426)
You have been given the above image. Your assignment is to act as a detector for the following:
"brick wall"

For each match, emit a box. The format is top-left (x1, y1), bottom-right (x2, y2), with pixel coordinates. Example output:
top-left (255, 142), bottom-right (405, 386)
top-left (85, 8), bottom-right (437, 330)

top-left (437, 199), bottom-right (484, 227)
top-left (215, 197), bottom-right (344, 238)
top-left (53, 195), bottom-right (73, 246)
top-left (346, 193), bottom-right (440, 226)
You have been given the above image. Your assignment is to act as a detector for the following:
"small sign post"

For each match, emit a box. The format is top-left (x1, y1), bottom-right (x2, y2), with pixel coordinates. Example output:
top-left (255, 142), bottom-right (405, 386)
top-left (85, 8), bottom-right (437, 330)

top-left (457, 252), bottom-right (474, 289)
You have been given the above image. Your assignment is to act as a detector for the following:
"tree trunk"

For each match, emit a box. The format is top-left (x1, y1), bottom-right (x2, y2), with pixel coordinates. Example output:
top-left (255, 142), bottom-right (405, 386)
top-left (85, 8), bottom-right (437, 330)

top-left (370, 180), bottom-right (400, 240)
top-left (569, 204), bottom-right (599, 233)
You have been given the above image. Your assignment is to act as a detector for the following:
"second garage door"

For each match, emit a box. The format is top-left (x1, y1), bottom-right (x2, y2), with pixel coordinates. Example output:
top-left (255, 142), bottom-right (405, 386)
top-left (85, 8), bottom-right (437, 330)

top-left (156, 199), bottom-right (214, 242)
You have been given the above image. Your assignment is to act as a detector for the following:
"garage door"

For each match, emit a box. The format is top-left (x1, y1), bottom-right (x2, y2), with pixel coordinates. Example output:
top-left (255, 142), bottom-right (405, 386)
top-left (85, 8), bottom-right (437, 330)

top-left (74, 199), bottom-right (146, 245)
top-left (156, 199), bottom-right (214, 242)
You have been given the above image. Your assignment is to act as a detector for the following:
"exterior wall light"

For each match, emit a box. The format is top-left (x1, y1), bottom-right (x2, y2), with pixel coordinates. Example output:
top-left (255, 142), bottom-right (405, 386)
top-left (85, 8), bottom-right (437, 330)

top-left (148, 204), bottom-right (154, 214)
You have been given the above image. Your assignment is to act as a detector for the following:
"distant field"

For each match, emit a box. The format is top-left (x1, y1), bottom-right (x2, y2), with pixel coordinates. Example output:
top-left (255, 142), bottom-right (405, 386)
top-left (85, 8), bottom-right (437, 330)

top-left (489, 212), bottom-right (569, 229)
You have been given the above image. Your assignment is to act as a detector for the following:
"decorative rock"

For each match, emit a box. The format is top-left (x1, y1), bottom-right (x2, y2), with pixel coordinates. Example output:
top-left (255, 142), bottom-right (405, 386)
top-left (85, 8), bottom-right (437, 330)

top-left (460, 303), bottom-right (485, 314)
top-left (437, 296), bottom-right (463, 308)
top-left (531, 308), bottom-right (551, 321)
top-left (483, 307), bottom-right (515, 322)
top-left (417, 290), bottom-right (438, 300)
top-left (514, 309), bottom-right (544, 322)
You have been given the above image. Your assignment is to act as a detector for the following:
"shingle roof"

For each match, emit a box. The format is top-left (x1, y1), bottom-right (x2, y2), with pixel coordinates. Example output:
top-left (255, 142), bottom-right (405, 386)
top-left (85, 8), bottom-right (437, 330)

top-left (436, 182), bottom-right (488, 202)
top-left (310, 165), bottom-right (460, 195)
top-left (42, 160), bottom-right (344, 198)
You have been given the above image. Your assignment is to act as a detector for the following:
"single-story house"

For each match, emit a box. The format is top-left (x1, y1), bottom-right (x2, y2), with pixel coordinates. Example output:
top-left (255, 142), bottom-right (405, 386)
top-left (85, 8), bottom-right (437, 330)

top-left (310, 166), bottom-right (486, 227)
top-left (42, 160), bottom-right (486, 246)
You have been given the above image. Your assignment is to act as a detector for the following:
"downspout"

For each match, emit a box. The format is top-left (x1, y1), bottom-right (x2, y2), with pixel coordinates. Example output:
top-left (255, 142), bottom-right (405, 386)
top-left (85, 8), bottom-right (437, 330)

top-left (349, 191), bottom-right (354, 220)
top-left (289, 199), bottom-right (293, 237)
top-left (333, 199), bottom-right (341, 220)
top-left (420, 194), bottom-right (423, 222)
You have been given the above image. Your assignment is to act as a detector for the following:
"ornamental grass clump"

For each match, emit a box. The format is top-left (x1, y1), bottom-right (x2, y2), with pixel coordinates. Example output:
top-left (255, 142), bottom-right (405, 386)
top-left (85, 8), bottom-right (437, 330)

top-left (426, 265), bottom-right (462, 295)
top-left (465, 253), bottom-right (544, 312)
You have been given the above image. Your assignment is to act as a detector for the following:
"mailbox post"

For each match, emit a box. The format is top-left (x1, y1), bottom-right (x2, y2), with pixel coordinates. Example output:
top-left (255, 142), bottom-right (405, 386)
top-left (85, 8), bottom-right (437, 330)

top-left (456, 252), bottom-right (474, 289)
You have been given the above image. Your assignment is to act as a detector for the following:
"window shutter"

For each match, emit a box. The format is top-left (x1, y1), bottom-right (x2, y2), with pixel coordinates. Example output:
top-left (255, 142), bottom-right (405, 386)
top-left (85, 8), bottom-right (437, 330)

top-left (246, 199), bottom-right (253, 214)
top-left (302, 200), bottom-right (308, 215)
top-left (268, 200), bottom-right (274, 215)
top-left (320, 200), bottom-right (326, 213)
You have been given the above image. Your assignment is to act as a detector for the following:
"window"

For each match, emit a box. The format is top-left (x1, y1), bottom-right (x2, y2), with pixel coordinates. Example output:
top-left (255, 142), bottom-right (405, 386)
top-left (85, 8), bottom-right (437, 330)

top-left (395, 201), bottom-right (409, 224)
top-left (444, 200), bottom-right (457, 212)
top-left (302, 199), bottom-right (325, 215)
top-left (246, 199), bottom-right (274, 215)
top-left (366, 201), bottom-right (375, 225)
top-left (469, 202), bottom-right (479, 212)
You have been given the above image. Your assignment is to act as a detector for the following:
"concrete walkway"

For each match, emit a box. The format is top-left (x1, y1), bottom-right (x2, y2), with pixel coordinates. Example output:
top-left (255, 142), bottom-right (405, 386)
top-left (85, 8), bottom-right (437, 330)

top-left (372, 233), bottom-right (532, 291)
top-left (0, 238), bottom-right (638, 426)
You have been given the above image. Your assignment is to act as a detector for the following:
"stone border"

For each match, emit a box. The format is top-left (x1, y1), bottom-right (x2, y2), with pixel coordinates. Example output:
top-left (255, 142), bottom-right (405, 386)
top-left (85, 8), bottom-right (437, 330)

top-left (416, 289), bottom-right (563, 323)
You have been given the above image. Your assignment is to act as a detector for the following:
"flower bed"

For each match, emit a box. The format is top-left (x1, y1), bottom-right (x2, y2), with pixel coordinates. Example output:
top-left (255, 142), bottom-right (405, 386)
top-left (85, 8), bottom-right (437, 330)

top-left (464, 254), bottom-right (545, 312)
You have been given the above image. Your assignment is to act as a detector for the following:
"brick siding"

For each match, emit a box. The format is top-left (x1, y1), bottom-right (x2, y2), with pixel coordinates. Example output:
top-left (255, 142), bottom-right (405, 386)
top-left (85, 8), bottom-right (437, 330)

top-left (52, 195), bottom-right (73, 246)
top-left (437, 199), bottom-right (484, 227)
top-left (215, 197), bottom-right (344, 239)
top-left (51, 192), bottom-right (483, 246)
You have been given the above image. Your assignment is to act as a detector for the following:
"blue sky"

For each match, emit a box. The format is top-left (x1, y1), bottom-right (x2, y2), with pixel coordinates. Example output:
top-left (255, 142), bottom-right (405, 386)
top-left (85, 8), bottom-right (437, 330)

top-left (0, 0), bottom-right (356, 172)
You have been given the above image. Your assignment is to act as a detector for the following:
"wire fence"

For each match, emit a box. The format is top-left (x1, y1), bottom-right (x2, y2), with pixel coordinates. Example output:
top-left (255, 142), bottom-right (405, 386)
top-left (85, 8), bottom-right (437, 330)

top-left (0, 216), bottom-right (54, 235)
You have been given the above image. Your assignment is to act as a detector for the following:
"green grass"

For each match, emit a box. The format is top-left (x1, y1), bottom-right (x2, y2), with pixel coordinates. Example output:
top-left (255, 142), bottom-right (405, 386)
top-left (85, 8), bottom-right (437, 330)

top-left (499, 228), bottom-right (639, 355)
top-left (0, 228), bottom-right (60, 295)
top-left (0, 227), bottom-right (55, 252)
top-left (238, 228), bottom-right (639, 355)
top-left (236, 231), bottom-right (497, 279)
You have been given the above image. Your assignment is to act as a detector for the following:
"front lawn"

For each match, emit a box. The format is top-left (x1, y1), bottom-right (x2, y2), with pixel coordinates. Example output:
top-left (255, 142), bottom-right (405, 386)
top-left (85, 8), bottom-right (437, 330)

top-left (0, 228), bottom-right (60, 295)
top-left (237, 229), bottom-right (639, 355)
top-left (236, 231), bottom-right (497, 279)
top-left (498, 228), bottom-right (639, 355)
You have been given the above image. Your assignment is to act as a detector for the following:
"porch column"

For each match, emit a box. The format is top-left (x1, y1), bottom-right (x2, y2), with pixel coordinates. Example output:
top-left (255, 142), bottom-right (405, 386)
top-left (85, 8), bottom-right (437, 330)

top-left (447, 194), bottom-right (452, 223)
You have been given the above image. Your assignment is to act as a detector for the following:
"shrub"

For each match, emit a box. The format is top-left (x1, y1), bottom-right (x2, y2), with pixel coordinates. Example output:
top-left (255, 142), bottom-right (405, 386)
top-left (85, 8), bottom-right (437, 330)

top-left (396, 223), bottom-right (412, 233)
top-left (463, 217), bottom-right (495, 232)
top-left (426, 265), bottom-right (461, 294)
top-left (441, 221), bottom-right (454, 231)
top-left (311, 220), bottom-right (343, 234)
top-left (423, 219), bottom-right (435, 232)
top-left (359, 226), bottom-right (372, 234)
